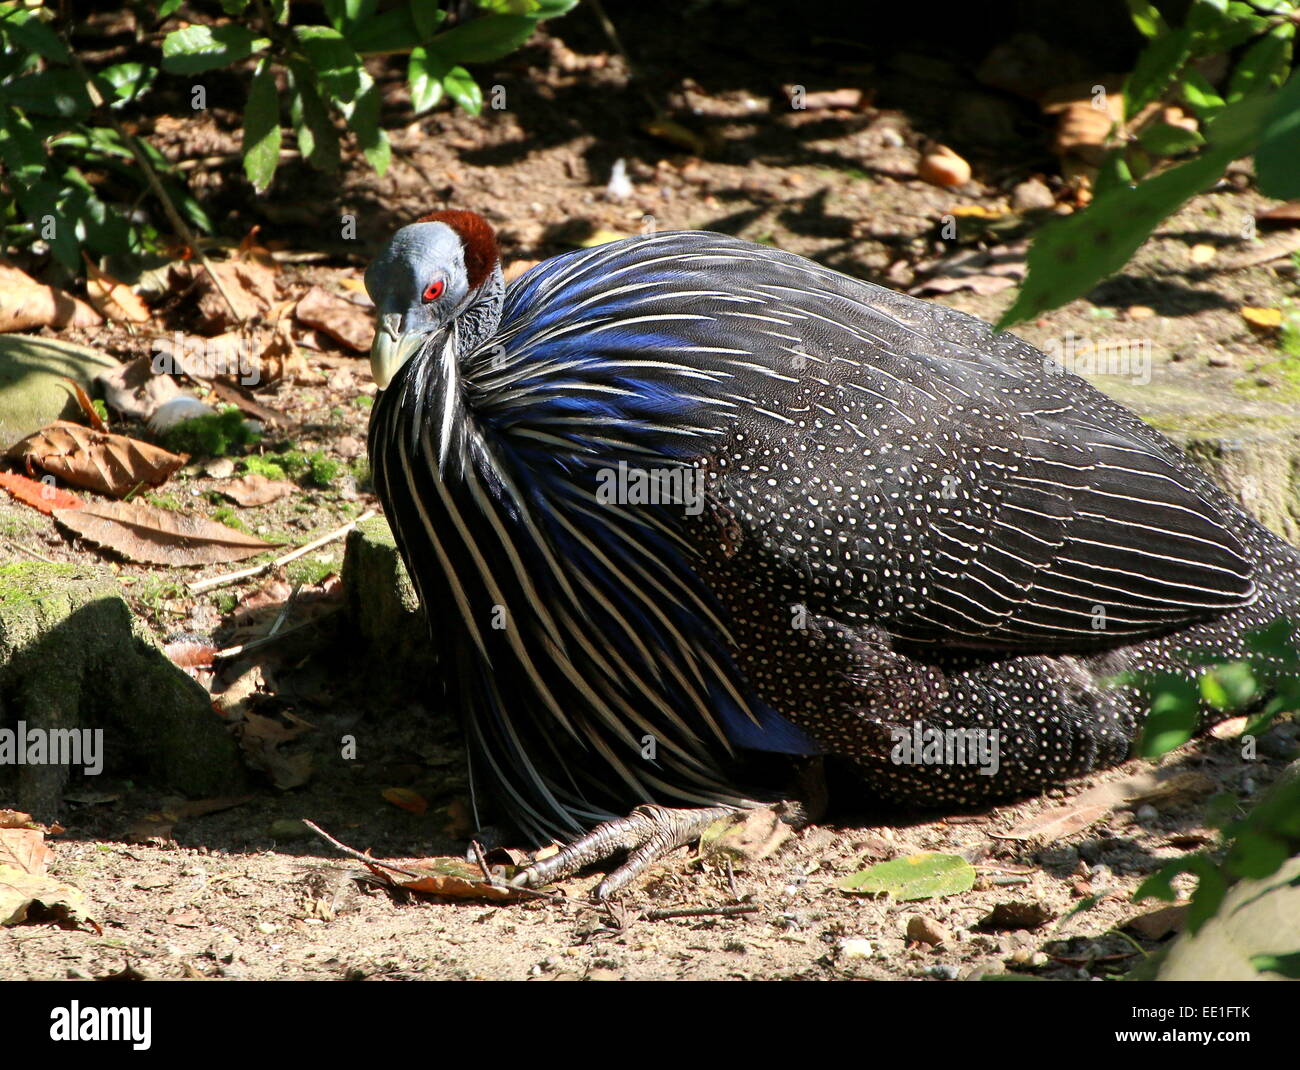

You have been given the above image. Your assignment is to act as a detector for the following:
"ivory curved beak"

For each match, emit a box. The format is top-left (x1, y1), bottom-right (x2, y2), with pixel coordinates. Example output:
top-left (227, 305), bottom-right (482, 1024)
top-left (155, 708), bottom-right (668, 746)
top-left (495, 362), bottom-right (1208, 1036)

top-left (370, 313), bottom-right (426, 389)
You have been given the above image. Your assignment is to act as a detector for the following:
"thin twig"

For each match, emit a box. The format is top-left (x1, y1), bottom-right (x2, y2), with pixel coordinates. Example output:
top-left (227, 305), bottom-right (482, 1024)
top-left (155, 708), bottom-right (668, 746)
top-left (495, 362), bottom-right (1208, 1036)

top-left (187, 508), bottom-right (375, 594)
top-left (212, 606), bottom-right (340, 660)
top-left (301, 819), bottom-right (423, 879)
top-left (62, 38), bottom-right (244, 322)
top-left (0, 536), bottom-right (58, 564)
top-left (644, 904), bottom-right (760, 921)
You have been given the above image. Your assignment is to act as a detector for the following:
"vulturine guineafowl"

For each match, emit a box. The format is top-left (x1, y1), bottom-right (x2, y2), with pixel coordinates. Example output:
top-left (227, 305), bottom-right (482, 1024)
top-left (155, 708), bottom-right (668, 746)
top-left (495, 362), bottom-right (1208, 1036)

top-left (364, 210), bottom-right (1300, 896)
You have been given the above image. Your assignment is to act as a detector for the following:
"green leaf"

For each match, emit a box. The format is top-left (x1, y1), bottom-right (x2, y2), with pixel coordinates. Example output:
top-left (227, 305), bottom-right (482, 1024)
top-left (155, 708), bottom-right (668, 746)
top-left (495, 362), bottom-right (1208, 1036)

top-left (1226, 827), bottom-right (1291, 880)
top-left (1242, 616), bottom-right (1300, 662)
top-left (411, 0), bottom-right (448, 40)
top-left (1137, 120), bottom-right (1205, 155)
top-left (294, 25), bottom-right (364, 103)
top-left (161, 25), bottom-right (267, 74)
top-left (156, 0), bottom-right (185, 18)
top-left (324, 0), bottom-right (378, 31)
top-left (1136, 672), bottom-right (1203, 757)
top-left (1181, 70), bottom-right (1226, 118)
top-left (1125, 27), bottom-right (1192, 119)
top-left (442, 65), bottom-right (483, 115)
top-left (408, 46), bottom-right (447, 113)
top-left (287, 63), bottom-right (341, 172)
top-left (1250, 951), bottom-right (1300, 979)
top-left (1256, 71), bottom-right (1300, 198)
top-left (343, 71), bottom-right (390, 175)
top-left (1, 69), bottom-right (95, 118)
top-left (346, 8), bottom-right (423, 54)
top-left (429, 14), bottom-right (538, 63)
top-left (1123, 0), bottom-right (1167, 38)
top-left (242, 61), bottom-right (282, 192)
top-left (0, 7), bottom-right (71, 63)
top-left (0, 104), bottom-right (47, 182)
top-left (997, 145), bottom-right (1236, 328)
top-left (529, 0), bottom-right (579, 15)
top-left (838, 852), bottom-right (976, 901)
top-left (1199, 661), bottom-right (1257, 710)
top-left (98, 63), bottom-right (158, 108)
top-left (1228, 25), bottom-right (1294, 101)
top-left (1185, 860), bottom-right (1227, 934)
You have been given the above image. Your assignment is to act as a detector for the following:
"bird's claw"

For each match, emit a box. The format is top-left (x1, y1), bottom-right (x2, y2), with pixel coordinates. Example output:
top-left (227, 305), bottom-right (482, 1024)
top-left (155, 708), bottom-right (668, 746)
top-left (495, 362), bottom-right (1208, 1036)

top-left (510, 804), bottom-right (738, 899)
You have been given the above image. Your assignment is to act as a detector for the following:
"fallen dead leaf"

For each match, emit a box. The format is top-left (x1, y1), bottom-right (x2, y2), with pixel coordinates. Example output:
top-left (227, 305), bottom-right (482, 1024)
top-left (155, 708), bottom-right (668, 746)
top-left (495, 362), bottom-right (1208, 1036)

top-left (95, 355), bottom-right (185, 422)
top-left (1241, 306), bottom-right (1283, 331)
top-left (0, 470), bottom-right (84, 515)
top-left (193, 258), bottom-right (279, 331)
top-left (53, 499), bottom-right (277, 565)
top-left (1123, 903), bottom-right (1189, 941)
top-left (0, 262), bottom-right (102, 332)
top-left (295, 286), bottom-right (373, 352)
top-left (10, 420), bottom-right (187, 498)
top-left (383, 788), bottom-right (429, 816)
top-left (997, 770), bottom-right (1165, 841)
top-left (220, 472), bottom-right (295, 507)
top-left (0, 811), bottom-right (36, 830)
top-left (83, 255), bottom-right (150, 324)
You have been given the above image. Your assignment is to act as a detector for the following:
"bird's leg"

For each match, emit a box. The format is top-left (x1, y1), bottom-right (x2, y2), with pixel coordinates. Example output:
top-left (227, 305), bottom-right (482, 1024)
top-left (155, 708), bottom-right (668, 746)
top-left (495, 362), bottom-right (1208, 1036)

top-left (512, 804), bottom-right (738, 899)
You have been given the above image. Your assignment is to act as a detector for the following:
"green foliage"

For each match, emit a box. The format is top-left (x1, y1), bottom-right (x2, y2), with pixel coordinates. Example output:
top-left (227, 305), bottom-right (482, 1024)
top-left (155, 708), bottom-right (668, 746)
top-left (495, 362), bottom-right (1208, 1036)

top-left (837, 852), bottom-right (976, 901)
top-left (0, 2), bottom-right (208, 269)
top-left (241, 455), bottom-right (288, 481)
top-left (159, 407), bottom-right (259, 457)
top-left (210, 504), bottom-right (251, 532)
top-left (1126, 617), bottom-right (1300, 971)
top-left (158, 0), bottom-right (577, 186)
top-left (249, 447), bottom-right (339, 487)
top-left (0, 0), bottom-right (574, 268)
top-left (1119, 617), bottom-right (1300, 758)
top-left (1000, 0), bottom-right (1300, 328)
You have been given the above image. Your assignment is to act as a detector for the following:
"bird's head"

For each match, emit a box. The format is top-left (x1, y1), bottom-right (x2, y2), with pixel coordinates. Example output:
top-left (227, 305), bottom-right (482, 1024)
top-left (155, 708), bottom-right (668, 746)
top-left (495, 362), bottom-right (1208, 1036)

top-left (363, 209), bottom-right (501, 389)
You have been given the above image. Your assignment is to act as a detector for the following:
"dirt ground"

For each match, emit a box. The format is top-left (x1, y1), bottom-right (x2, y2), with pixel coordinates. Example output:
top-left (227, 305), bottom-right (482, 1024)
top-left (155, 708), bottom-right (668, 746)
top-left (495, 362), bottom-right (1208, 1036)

top-left (3, 6), bottom-right (1299, 980)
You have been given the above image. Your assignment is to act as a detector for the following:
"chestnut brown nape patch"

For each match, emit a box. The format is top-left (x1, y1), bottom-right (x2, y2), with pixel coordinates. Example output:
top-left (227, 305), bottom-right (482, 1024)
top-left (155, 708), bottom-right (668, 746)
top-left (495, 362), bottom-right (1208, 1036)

top-left (416, 209), bottom-right (500, 290)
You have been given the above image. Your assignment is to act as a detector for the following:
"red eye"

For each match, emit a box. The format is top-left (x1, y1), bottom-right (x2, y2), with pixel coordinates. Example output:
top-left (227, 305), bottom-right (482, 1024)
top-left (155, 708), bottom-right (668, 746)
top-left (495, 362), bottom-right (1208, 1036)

top-left (422, 279), bottom-right (445, 302)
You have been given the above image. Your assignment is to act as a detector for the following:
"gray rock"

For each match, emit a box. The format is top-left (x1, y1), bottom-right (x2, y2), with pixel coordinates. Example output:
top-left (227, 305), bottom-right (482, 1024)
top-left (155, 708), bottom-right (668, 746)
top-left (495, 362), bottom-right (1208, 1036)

top-left (0, 559), bottom-right (246, 819)
top-left (340, 514), bottom-right (436, 695)
top-left (0, 335), bottom-right (118, 450)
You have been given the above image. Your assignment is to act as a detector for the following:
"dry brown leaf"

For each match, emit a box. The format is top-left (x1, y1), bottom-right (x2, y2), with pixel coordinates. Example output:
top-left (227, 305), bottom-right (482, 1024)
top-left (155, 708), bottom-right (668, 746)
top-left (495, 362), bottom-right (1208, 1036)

top-left (195, 258), bottom-right (279, 331)
top-left (9, 420), bottom-right (186, 497)
top-left (381, 857), bottom-right (523, 902)
top-left (0, 470), bottom-right (84, 515)
top-left (53, 499), bottom-right (277, 566)
top-left (1241, 306), bottom-right (1283, 331)
top-left (82, 255), bottom-right (150, 324)
top-left (220, 472), bottom-right (295, 507)
top-left (0, 262), bottom-right (102, 332)
top-left (0, 811), bottom-right (35, 830)
top-left (998, 771), bottom-right (1163, 841)
top-left (1124, 903), bottom-right (1189, 941)
top-left (95, 355), bottom-right (184, 422)
top-left (295, 286), bottom-right (373, 352)
top-left (0, 827), bottom-right (52, 875)
top-left (383, 787), bottom-right (429, 815)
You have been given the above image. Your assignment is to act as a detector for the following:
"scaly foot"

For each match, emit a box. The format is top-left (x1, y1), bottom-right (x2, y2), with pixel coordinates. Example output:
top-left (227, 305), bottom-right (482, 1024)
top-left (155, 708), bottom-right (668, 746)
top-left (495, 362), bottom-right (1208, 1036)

top-left (512, 804), bottom-right (739, 899)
